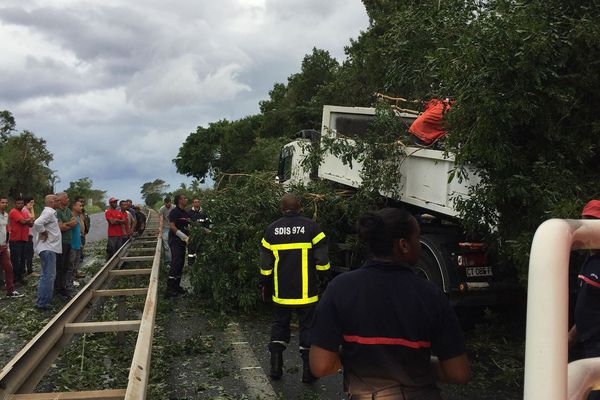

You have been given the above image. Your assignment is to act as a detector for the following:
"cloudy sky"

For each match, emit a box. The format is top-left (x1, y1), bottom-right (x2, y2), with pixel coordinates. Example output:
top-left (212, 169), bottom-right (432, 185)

top-left (0, 0), bottom-right (368, 203)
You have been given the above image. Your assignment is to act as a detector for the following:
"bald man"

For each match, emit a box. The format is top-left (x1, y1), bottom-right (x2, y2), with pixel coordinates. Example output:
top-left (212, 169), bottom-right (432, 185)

top-left (260, 193), bottom-right (331, 382)
top-left (33, 194), bottom-right (62, 310)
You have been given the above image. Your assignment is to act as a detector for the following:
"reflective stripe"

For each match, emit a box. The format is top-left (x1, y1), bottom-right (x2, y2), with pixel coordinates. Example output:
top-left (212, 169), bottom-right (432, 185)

top-left (579, 274), bottom-right (600, 289)
top-left (316, 263), bottom-right (330, 271)
top-left (271, 242), bottom-right (312, 250)
top-left (343, 335), bottom-right (431, 349)
top-left (302, 248), bottom-right (308, 299)
top-left (312, 232), bottom-right (326, 245)
top-left (260, 268), bottom-right (272, 276)
top-left (267, 240), bottom-right (318, 305)
top-left (273, 295), bottom-right (319, 305)
top-left (273, 250), bottom-right (280, 298)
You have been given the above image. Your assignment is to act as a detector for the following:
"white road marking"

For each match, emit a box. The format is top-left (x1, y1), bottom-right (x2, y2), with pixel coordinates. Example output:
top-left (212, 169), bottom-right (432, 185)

top-left (225, 321), bottom-right (277, 399)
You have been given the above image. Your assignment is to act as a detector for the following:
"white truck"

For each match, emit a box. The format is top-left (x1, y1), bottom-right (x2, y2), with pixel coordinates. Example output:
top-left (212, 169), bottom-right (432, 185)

top-left (277, 105), bottom-right (517, 306)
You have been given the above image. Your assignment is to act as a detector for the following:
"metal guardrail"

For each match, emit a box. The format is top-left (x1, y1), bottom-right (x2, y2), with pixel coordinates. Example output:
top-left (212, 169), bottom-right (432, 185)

top-left (0, 209), bottom-right (162, 400)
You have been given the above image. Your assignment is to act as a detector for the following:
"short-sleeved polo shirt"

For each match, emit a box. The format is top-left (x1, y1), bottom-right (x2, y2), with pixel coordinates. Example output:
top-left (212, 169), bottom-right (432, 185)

top-left (575, 254), bottom-right (600, 342)
top-left (9, 208), bottom-right (30, 241)
top-left (159, 205), bottom-right (173, 230)
top-left (105, 209), bottom-right (127, 237)
top-left (56, 207), bottom-right (73, 244)
top-left (310, 260), bottom-right (466, 395)
top-left (168, 206), bottom-right (190, 244)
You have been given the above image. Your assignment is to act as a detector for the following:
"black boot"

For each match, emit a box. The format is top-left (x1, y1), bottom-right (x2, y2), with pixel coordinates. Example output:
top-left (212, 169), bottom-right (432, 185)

top-left (175, 277), bottom-right (187, 294)
top-left (165, 278), bottom-right (179, 298)
top-left (301, 349), bottom-right (317, 383)
top-left (268, 342), bottom-right (285, 380)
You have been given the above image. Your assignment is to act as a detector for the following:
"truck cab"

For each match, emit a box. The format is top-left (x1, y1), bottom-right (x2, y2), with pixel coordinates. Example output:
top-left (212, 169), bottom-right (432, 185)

top-left (278, 105), bottom-right (517, 306)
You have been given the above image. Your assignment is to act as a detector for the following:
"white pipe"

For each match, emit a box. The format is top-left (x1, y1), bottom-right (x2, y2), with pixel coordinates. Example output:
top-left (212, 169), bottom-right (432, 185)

top-left (524, 219), bottom-right (600, 400)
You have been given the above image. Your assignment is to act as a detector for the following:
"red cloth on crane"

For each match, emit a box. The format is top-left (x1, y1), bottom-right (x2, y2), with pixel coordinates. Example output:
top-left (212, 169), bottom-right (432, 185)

top-left (408, 99), bottom-right (453, 145)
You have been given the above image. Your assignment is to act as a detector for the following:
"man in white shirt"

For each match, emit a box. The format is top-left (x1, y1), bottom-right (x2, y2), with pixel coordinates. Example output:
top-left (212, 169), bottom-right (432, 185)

top-left (0, 196), bottom-right (23, 298)
top-left (158, 197), bottom-right (173, 266)
top-left (33, 194), bottom-right (62, 310)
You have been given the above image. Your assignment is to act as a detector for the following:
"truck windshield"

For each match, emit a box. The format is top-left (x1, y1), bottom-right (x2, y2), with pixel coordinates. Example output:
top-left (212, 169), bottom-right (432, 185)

top-left (331, 113), bottom-right (375, 138)
top-left (277, 147), bottom-right (293, 182)
top-left (329, 112), bottom-right (415, 139)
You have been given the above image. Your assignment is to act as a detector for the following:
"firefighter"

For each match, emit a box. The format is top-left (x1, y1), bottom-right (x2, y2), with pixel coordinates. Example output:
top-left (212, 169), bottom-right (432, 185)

top-left (309, 208), bottom-right (470, 399)
top-left (259, 193), bottom-right (330, 383)
top-left (166, 194), bottom-right (190, 297)
top-left (569, 200), bottom-right (600, 400)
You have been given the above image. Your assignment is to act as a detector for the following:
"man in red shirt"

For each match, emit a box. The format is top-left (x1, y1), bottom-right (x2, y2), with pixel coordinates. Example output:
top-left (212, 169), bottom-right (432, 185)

top-left (1, 196), bottom-right (23, 298)
top-left (9, 197), bottom-right (33, 285)
top-left (105, 197), bottom-right (127, 261)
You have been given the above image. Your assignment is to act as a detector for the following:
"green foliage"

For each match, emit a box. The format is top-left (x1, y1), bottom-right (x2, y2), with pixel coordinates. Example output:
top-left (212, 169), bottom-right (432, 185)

top-left (188, 172), bottom-right (382, 313)
top-left (178, 0), bottom-right (600, 283)
top-left (174, 116), bottom-right (262, 178)
top-left (65, 177), bottom-right (106, 207)
top-left (0, 130), bottom-right (54, 199)
top-left (431, 0), bottom-right (600, 277)
top-left (259, 48), bottom-right (340, 138)
top-left (341, 0), bottom-right (600, 278)
top-left (140, 178), bottom-right (170, 207)
top-left (188, 172), bottom-right (283, 312)
top-left (0, 110), bottom-right (15, 140)
top-left (85, 205), bottom-right (103, 214)
top-left (467, 309), bottom-right (525, 389)
top-left (176, 49), bottom-right (341, 179)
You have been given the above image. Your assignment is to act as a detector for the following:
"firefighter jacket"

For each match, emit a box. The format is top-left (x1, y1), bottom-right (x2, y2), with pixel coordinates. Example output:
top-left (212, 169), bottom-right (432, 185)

top-left (260, 212), bottom-right (330, 306)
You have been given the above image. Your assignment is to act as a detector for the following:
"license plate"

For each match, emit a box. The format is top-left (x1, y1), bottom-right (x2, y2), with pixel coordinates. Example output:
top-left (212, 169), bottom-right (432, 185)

top-left (466, 266), bottom-right (493, 277)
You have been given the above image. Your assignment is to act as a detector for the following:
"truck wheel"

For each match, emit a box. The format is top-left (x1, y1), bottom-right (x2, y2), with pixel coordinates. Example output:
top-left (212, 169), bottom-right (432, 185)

top-left (415, 249), bottom-right (444, 290)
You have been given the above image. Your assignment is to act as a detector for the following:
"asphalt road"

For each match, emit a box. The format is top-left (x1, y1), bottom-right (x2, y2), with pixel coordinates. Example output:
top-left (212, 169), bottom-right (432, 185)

top-left (86, 212), bottom-right (107, 243)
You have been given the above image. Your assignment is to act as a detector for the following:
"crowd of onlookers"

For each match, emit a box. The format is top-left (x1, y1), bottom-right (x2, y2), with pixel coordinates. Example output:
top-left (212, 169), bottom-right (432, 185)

top-left (104, 197), bottom-right (146, 261)
top-left (0, 193), bottom-right (92, 310)
top-left (0, 191), bottom-right (173, 310)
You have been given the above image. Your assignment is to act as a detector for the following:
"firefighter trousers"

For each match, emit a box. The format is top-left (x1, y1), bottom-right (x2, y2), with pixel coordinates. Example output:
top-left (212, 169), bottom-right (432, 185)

top-left (270, 304), bottom-right (315, 350)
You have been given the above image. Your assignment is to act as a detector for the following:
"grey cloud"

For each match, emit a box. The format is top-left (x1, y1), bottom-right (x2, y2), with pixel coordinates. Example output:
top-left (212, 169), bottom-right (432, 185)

top-left (0, 0), bottom-right (368, 202)
top-left (0, 56), bottom-right (85, 101)
top-left (0, 5), bottom-right (156, 62)
top-left (265, 0), bottom-right (339, 21)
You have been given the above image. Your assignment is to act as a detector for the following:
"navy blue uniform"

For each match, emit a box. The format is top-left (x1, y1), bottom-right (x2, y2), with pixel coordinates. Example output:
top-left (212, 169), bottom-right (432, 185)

top-left (575, 254), bottom-right (600, 342)
top-left (574, 254), bottom-right (600, 400)
top-left (260, 212), bottom-right (330, 306)
top-left (310, 260), bottom-right (466, 399)
top-left (188, 208), bottom-right (212, 229)
top-left (260, 212), bottom-right (330, 351)
top-left (168, 206), bottom-right (190, 283)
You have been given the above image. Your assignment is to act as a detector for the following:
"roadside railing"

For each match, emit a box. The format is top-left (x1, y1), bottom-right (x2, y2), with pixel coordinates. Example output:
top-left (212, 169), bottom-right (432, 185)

top-left (0, 210), bottom-right (162, 400)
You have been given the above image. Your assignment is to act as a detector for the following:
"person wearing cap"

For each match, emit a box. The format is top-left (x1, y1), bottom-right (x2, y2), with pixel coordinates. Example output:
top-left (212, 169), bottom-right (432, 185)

top-left (569, 200), bottom-right (600, 400)
top-left (105, 197), bottom-right (127, 260)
